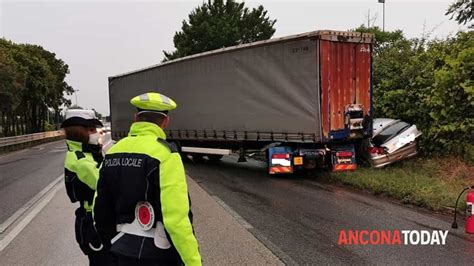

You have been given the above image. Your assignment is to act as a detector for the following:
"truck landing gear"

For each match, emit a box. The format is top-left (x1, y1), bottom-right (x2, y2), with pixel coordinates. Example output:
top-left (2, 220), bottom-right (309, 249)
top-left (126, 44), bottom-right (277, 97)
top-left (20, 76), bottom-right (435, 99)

top-left (238, 147), bottom-right (247, 162)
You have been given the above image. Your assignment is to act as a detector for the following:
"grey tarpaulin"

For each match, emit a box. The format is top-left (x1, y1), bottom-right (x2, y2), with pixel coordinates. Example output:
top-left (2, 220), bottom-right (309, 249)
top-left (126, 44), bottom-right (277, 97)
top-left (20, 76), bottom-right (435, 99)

top-left (109, 34), bottom-right (322, 142)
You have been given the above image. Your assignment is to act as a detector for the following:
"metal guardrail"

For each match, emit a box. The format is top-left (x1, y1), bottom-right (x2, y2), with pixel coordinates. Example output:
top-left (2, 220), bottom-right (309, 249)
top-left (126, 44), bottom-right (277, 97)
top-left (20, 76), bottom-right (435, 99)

top-left (0, 130), bottom-right (64, 148)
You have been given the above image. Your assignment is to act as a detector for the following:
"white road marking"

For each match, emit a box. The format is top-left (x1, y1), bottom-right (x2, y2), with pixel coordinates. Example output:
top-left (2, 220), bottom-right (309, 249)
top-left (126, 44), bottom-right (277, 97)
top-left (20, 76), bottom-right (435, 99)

top-left (0, 175), bottom-right (63, 234)
top-left (0, 175), bottom-right (63, 251)
top-left (212, 196), bottom-right (253, 229)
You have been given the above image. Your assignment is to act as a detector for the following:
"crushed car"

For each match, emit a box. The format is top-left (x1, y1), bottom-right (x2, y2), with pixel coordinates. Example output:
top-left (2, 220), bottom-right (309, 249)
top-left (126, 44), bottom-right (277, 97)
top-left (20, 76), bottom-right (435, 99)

top-left (367, 118), bottom-right (422, 168)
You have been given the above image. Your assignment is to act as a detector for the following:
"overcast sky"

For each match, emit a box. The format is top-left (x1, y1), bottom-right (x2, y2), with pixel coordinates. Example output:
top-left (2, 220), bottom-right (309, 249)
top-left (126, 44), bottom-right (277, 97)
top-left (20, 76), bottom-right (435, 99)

top-left (0, 0), bottom-right (467, 115)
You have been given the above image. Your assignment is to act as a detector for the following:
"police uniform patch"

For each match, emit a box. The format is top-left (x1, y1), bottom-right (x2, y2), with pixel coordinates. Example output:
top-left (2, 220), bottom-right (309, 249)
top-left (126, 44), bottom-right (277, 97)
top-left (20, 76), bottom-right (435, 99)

top-left (135, 201), bottom-right (155, 231)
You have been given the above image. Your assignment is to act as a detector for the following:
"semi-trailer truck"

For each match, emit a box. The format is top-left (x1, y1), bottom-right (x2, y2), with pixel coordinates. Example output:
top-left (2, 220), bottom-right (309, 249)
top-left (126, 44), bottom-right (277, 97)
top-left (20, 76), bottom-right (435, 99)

top-left (108, 30), bottom-right (374, 174)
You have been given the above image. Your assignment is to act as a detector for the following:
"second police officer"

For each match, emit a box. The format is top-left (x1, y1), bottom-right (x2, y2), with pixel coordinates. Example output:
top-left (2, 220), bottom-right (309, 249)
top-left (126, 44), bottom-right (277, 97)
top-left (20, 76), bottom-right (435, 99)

top-left (61, 109), bottom-right (115, 265)
top-left (94, 92), bottom-right (202, 266)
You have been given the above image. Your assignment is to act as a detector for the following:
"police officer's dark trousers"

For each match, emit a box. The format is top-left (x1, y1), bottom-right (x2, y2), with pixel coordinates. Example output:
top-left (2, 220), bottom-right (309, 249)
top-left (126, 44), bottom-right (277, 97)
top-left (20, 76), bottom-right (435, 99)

top-left (116, 255), bottom-right (180, 266)
top-left (74, 207), bottom-right (116, 266)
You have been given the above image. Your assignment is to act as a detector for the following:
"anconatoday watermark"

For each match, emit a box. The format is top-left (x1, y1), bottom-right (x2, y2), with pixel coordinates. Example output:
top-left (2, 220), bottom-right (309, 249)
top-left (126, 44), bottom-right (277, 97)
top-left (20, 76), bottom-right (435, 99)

top-left (338, 230), bottom-right (449, 245)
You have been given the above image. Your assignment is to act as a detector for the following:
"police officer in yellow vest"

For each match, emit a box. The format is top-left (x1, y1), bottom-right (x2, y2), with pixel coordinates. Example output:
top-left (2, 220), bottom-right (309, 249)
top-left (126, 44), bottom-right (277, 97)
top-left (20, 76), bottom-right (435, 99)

top-left (94, 92), bottom-right (202, 265)
top-left (62, 109), bottom-right (115, 265)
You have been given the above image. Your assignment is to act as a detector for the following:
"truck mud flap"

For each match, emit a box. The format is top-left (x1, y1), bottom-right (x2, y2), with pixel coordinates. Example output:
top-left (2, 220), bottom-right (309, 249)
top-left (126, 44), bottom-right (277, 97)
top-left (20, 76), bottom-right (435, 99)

top-left (268, 146), bottom-right (294, 175)
top-left (331, 144), bottom-right (357, 172)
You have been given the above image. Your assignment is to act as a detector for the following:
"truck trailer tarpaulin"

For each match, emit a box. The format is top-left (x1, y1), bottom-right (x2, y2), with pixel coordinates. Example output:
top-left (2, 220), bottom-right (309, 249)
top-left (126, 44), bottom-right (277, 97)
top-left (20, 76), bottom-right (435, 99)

top-left (109, 30), bottom-right (374, 146)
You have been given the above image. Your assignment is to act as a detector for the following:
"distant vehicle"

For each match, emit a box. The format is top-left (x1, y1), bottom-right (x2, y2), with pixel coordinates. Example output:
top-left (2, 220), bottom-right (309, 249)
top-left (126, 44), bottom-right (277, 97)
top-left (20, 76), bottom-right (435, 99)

top-left (367, 118), bottom-right (422, 168)
top-left (109, 30), bottom-right (375, 174)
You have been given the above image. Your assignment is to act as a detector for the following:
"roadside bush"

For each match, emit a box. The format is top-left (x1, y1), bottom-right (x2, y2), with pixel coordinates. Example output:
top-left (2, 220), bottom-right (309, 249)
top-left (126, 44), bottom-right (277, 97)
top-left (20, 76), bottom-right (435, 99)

top-left (355, 26), bottom-right (473, 163)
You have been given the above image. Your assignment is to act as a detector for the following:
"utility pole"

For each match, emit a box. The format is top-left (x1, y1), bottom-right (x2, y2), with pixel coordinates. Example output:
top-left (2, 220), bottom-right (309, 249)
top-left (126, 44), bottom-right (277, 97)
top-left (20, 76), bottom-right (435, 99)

top-left (368, 9), bottom-right (370, 27)
top-left (74, 89), bottom-right (80, 106)
top-left (378, 0), bottom-right (385, 31)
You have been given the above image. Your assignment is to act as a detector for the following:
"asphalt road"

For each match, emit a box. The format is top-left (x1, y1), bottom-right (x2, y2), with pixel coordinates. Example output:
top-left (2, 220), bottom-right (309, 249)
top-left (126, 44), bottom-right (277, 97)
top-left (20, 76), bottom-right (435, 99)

top-left (2, 142), bottom-right (474, 265)
top-left (185, 156), bottom-right (474, 265)
top-left (0, 140), bottom-right (65, 224)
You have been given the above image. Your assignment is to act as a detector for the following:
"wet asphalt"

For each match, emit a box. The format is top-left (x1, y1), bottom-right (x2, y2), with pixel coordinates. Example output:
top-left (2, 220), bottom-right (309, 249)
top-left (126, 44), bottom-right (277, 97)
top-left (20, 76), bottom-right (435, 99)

top-left (2, 142), bottom-right (474, 264)
top-left (185, 156), bottom-right (474, 265)
top-left (0, 141), bottom-right (65, 224)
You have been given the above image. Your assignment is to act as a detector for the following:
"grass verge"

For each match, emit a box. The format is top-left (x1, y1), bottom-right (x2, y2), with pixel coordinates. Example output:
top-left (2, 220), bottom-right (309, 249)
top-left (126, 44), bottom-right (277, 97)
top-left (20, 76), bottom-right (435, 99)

top-left (329, 157), bottom-right (474, 212)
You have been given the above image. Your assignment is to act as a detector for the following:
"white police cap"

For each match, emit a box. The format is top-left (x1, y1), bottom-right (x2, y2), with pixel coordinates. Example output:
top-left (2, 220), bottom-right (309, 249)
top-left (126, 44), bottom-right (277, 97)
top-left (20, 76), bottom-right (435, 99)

top-left (61, 109), bottom-right (103, 128)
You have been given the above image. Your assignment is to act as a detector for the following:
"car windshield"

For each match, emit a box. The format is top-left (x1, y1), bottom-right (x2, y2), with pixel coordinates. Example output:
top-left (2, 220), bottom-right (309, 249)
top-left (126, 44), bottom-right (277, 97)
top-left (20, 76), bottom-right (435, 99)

top-left (372, 121), bottom-right (411, 146)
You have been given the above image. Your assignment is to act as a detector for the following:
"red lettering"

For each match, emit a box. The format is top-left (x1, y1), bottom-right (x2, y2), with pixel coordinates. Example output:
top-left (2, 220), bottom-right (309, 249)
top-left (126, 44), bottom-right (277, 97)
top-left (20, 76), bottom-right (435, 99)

top-left (349, 230), bottom-right (359, 245)
top-left (370, 230), bottom-right (380, 245)
top-left (360, 230), bottom-right (368, 245)
top-left (392, 230), bottom-right (401, 245)
top-left (381, 230), bottom-right (391, 245)
top-left (338, 230), bottom-right (348, 245)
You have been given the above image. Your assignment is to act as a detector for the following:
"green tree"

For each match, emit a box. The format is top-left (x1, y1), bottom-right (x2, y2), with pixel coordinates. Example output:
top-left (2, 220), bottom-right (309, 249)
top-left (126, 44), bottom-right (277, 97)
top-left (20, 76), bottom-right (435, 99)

top-left (0, 41), bottom-right (24, 136)
top-left (22, 44), bottom-right (74, 130)
top-left (163, 0), bottom-right (276, 61)
top-left (427, 32), bottom-right (474, 158)
top-left (446, 0), bottom-right (473, 28)
top-left (0, 39), bottom-right (73, 136)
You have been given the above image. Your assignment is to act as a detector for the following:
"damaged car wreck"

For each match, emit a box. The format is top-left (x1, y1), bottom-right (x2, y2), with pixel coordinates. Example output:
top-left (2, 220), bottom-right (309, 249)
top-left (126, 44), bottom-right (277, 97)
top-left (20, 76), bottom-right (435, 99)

top-left (367, 118), bottom-right (422, 168)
